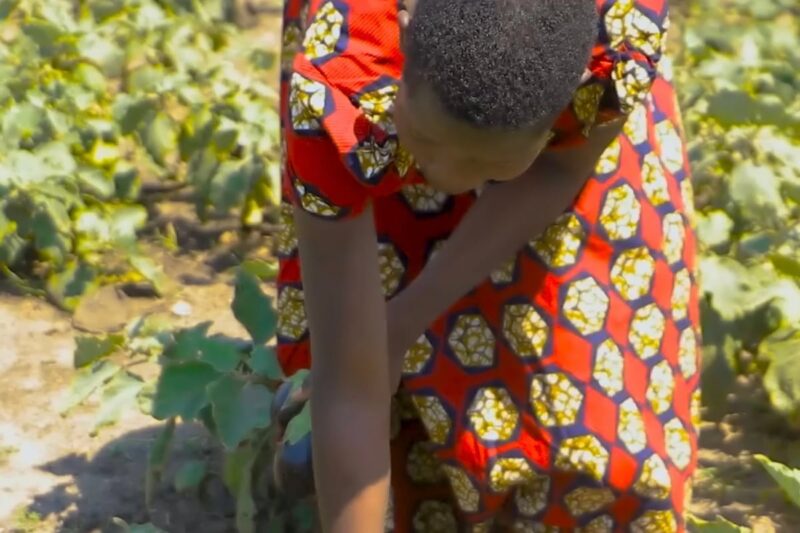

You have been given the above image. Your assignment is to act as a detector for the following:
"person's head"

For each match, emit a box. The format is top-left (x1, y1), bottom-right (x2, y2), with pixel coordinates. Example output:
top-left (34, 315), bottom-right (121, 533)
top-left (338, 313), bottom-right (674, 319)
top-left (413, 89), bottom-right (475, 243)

top-left (394, 0), bottom-right (598, 194)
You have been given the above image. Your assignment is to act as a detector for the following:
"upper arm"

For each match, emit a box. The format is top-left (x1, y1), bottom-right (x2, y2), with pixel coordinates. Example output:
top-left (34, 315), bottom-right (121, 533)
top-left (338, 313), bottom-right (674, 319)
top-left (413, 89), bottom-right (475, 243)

top-left (293, 205), bottom-right (389, 399)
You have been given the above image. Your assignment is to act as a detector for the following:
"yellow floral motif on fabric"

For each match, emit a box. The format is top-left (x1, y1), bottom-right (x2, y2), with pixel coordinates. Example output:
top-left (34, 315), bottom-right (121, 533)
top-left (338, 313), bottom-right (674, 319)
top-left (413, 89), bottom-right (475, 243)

top-left (579, 515), bottom-right (614, 533)
top-left (631, 510), bottom-right (677, 533)
top-left (665, 417), bottom-right (692, 470)
top-left (293, 180), bottom-right (342, 218)
top-left (282, 22), bottom-right (302, 70)
top-left (412, 395), bottom-right (452, 445)
top-left (594, 339), bottom-right (625, 397)
top-left (514, 475), bottom-right (551, 516)
top-left (600, 184), bottom-right (641, 241)
top-left (354, 136), bottom-right (399, 182)
top-left (289, 73), bottom-right (327, 132)
top-left (441, 465), bottom-right (480, 512)
top-left (412, 501), bottom-right (457, 533)
top-left (612, 247), bottom-right (656, 301)
top-left (679, 327), bottom-right (698, 380)
top-left (573, 83), bottom-right (605, 135)
top-left (378, 242), bottom-right (405, 298)
top-left (503, 303), bottom-right (550, 358)
top-left (614, 59), bottom-right (654, 115)
top-left (642, 152), bottom-right (671, 207)
top-left (490, 257), bottom-right (517, 285)
top-left (401, 183), bottom-right (449, 214)
top-left (359, 84), bottom-right (399, 132)
top-left (302, 1), bottom-right (344, 60)
top-left (448, 314), bottom-right (496, 367)
top-left (624, 102), bottom-right (649, 146)
top-left (530, 373), bottom-right (584, 427)
top-left (634, 454), bottom-right (672, 500)
top-left (604, 0), bottom-right (665, 58)
top-left (555, 435), bottom-right (610, 482)
top-left (468, 387), bottom-right (520, 442)
top-left (656, 119), bottom-right (685, 174)
top-left (563, 277), bottom-right (610, 335)
top-left (277, 286), bottom-right (307, 340)
top-left (662, 212), bottom-right (686, 265)
top-left (565, 487), bottom-right (615, 517)
top-left (618, 398), bottom-right (647, 454)
top-left (595, 137), bottom-right (622, 175)
top-left (680, 178), bottom-right (696, 224)
top-left (403, 334), bottom-right (434, 375)
top-left (671, 268), bottom-right (691, 321)
top-left (276, 202), bottom-right (298, 256)
top-left (489, 458), bottom-right (534, 493)
top-left (691, 389), bottom-right (702, 429)
top-left (646, 361), bottom-right (675, 415)
top-left (629, 303), bottom-right (665, 360)
top-left (531, 213), bottom-right (585, 269)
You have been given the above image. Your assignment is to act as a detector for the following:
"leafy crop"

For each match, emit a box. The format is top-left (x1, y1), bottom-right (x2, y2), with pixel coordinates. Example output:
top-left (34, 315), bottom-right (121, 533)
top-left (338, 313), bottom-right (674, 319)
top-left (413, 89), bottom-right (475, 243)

top-left (0, 0), bottom-right (280, 308)
top-left (66, 268), bottom-right (314, 531)
top-left (678, 0), bottom-right (800, 421)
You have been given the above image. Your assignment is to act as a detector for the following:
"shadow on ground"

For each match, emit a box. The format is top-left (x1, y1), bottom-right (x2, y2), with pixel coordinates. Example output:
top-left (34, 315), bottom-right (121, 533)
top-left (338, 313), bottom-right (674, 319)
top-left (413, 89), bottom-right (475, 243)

top-left (27, 423), bottom-right (236, 533)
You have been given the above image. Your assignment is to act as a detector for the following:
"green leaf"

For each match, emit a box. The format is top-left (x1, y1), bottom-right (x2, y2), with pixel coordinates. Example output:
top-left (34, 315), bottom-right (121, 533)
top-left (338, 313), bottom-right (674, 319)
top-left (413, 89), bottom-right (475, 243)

top-left (754, 454), bottom-right (800, 509)
top-left (113, 96), bottom-right (157, 135)
top-left (94, 371), bottom-right (145, 431)
top-left (61, 360), bottom-right (121, 415)
top-left (89, 0), bottom-right (126, 21)
top-left (249, 345), bottom-right (283, 380)
top-left (145, 418), bottom-right (176, 508)
top-left (0, 0), bottom-right (19, 20)
top-left (129, 255), bottom-right (170, 295)
top-left (151, 362), bottom-right (221, 421)
top-left (22, 20), bottom-right (65, 57)
top-left (761, 333), bottom-right (800, 424)
top-left (46, 262), bottom-right (98, 312)
top-left (77, 169), bottom-right (115, 199)
top-left (232, 270), bottom-right (276, 344)
top-left (111, 519), bottom-right (169, 533)
top-left (687, 514), bottom-right (751, 533)
top-left (208, 375), bottom-right (272, 449)
top-left (142, 112), bottom-right (178, 166)
top-left (174, 459), bottom-right (207, 492)
top-left (74, 63), bottom-right (107, 95)
top-left (696, 210), bottom-right (733, 249)
top-left (729, 162), bottom-right (786, 221)
top-left (2, 103), bottom-right (46, 147)
top-left (283, 401), bottom-right (311, 446)
top-left (222, 445), bottom-right (256, 496)
top-left (73, 334), bottom-right (125, 368)
top-left (240, 259), bottom-right (278, 281)
top-left (770, 252), bottom-right (800, 278)
top-left (163, 322), bottom-right (214, 361)
top-left (199, 337), bottom-right (242, 373)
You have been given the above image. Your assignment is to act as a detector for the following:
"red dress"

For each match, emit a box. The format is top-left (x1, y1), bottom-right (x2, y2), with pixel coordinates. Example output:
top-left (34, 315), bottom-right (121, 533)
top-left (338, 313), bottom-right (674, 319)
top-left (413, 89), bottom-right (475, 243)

top-left (276, 1), bottom-right (700, 531)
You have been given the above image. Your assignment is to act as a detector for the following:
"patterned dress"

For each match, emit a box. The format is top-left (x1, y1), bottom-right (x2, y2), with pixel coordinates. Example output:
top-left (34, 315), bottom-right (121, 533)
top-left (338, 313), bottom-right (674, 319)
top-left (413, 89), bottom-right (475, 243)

top-left (276, 0), bottom-right (701, 531)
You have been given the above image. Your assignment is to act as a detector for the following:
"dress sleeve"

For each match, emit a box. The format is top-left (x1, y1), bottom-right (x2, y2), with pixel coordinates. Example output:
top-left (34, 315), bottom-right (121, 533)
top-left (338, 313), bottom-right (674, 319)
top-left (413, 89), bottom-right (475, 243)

top-left (549, 0), bottom-right (670, 148)
top-left (281, 0), bottom-right (415, 219)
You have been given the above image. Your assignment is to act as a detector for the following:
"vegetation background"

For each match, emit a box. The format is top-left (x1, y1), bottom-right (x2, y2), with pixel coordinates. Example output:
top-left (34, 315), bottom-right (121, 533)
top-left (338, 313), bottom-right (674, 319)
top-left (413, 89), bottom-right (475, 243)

top-left (0, 0), bottom-right (799, 531)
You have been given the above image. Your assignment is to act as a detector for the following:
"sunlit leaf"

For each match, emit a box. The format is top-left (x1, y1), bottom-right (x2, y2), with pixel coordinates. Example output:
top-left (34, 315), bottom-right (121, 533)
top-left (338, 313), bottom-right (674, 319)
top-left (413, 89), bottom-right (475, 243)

top-left (174, 459), bottom-right (207, 492)
top-left (208, 375), bottom-right (272, 449)
top-left (74, 333), bottom-right (125, 368)
top-left (94, 371), bottom-right (145, 431)
top-left (151, 361), bottom-right (221, 421)
top-left (232, 270), bottom-right (276, 344)
top-left (61, 360), bottom-right (121, 414)
top-left (754, 454), bottom-right (800, 509)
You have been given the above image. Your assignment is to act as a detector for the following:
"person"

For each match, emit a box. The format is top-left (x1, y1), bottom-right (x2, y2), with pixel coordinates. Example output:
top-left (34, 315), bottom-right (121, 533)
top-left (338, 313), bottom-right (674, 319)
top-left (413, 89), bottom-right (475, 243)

top-left (274, 0), bottom-right (700, 531)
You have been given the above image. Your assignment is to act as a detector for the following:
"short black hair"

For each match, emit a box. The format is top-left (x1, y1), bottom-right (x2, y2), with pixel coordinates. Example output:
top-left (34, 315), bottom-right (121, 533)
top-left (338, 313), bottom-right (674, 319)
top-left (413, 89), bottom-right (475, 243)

top-left (404, 0), bottom-right (598, 129)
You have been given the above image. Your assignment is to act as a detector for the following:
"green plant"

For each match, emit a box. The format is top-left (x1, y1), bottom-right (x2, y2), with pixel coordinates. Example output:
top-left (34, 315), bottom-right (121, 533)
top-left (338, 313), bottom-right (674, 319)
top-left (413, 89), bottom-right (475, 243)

top-left (0, 0), bottom-right (280, 307)
top-left (677, 0), bottom-right (800, 420)
top-left (65, 267), bottom-right (314, 531)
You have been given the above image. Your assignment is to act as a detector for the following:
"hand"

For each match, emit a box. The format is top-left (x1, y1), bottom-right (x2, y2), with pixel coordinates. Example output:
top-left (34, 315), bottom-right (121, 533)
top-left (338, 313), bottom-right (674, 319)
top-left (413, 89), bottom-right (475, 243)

top-left (271, 376), bottom-right (315, 500)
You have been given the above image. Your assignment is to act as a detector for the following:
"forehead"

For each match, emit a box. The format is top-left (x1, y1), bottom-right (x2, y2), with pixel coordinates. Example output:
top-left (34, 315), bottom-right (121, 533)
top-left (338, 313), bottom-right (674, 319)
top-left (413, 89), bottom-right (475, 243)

top-left (403, 82), bottom-right (542, 155)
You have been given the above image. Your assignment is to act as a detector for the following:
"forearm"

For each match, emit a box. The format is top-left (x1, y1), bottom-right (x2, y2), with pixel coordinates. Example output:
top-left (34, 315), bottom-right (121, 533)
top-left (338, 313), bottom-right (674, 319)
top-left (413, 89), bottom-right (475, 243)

top-left (294, 206), bottom-right (391, 533)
